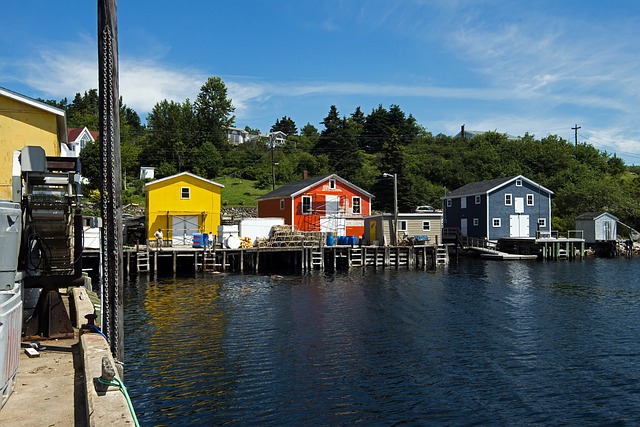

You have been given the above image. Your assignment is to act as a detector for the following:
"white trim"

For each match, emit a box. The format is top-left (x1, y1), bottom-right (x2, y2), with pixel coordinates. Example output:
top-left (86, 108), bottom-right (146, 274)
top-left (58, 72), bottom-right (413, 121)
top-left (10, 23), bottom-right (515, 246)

top-left (422, 221), bottom-right (431, 231)
top-left (475, 195), bottom-right (481, 204)
top-left (301, 195), bottom-right (312, 214)
top-left (352, 196), bottom-right (361, 214)
top-left (505, 194), bottom-right (512, 206)
top-left (527, 194), bottom-right (534, 206)
top-left (399, 220), bottom-right (408, 232)
top-left (492, 218), bottom-right (501, 227)
top-left (145, 171), bottom-right (224, 188)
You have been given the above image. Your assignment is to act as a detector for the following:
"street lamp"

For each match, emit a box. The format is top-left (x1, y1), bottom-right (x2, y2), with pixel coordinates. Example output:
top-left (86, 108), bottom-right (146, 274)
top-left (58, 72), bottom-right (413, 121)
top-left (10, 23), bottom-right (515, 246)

top-left (383, 173), bottom-right (398, 245)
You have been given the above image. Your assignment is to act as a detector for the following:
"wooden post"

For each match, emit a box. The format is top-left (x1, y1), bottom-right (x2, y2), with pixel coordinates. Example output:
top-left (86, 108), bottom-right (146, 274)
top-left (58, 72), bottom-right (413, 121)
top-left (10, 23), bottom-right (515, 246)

top-left (223, 251), bottom-right (227, 272)
top-left (98, 0), bottom-right (124, 362)
top-left (153, 251), bottom-right (157, 275)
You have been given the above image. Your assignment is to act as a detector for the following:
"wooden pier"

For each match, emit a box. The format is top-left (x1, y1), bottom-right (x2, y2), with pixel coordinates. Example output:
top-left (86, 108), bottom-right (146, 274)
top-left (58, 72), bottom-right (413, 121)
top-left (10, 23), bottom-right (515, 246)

top-left (83, 244), bottom-right (441, 277)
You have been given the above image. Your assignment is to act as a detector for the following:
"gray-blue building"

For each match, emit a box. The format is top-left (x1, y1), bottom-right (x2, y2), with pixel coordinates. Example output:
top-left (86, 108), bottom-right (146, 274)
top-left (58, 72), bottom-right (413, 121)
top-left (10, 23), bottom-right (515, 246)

top-left (442, 175), bottom-right (553, 240)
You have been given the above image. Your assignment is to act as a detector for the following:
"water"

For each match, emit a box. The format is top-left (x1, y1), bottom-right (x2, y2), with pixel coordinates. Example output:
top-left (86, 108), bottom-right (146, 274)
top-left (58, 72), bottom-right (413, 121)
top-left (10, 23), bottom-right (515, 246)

top-left (124, 258), bottom-right (640, 426)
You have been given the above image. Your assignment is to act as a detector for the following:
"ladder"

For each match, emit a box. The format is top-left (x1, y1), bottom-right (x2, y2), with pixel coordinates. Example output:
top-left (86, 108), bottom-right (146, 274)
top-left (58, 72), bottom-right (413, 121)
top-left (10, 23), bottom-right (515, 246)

top-left (202, 251), bottom-right (217, 272)
top-left (136, 249), bottom-right (150, 273)
top-left (311, 248), bottom-right (324, 269)
top-left (350, 248), bottom-right (363, 266)
top-left (435, 245), bottom-right (449, 265)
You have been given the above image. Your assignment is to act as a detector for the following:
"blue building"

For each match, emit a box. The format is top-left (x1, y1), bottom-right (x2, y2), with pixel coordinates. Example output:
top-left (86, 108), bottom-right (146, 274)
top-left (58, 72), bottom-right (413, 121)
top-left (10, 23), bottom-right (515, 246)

top-left (442, 175), bottom-right (553, 240)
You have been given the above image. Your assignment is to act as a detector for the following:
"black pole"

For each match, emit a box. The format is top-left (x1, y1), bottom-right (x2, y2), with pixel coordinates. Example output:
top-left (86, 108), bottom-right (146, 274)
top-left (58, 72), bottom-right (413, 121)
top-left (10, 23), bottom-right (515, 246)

top-left (98, 0), bottom-right (124, 362)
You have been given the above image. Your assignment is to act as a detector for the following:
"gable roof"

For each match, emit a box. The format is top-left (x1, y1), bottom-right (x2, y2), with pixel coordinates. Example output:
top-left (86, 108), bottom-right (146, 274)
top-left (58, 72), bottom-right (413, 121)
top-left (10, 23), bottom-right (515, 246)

top-left (576, 212), bottom-right (618, 221)
top-left (144, 172), bottom-right (224, 189)
top-left (68, 127), bottom-right (99, 142)
top-left (0, 86), bottom-right (68, 143)
top-left (443, 175), bottom-right (553, 199)
top-left (257, 173), bottom-right (373, 200)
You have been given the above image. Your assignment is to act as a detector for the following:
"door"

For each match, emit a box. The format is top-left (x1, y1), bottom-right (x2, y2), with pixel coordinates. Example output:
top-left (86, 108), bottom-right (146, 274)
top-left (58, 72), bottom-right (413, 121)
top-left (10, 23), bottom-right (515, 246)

top-left (514, 197), bottom-right (525, 214)
top-left (510, 215), bottom-right (530, 237)
top-left (461, 218), bottom-right (468, 236)
top-left (325, 195), bottom-right (340, 214)
top-left (171, 215), bottom-right (199, 245)
top-left (603, 220), bottom-right (613, 240)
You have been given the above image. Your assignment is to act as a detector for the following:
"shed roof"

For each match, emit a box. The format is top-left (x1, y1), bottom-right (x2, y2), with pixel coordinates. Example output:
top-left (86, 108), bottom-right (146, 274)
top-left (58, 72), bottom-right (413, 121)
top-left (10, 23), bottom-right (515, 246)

top-left (144, 172), bottom-right (224, 189)
top-left (257, 173), bottom-right (373, 200)
top-left (575, 212), bottom-right (618, 221)
top-left (443, 175), bottom-right (553, 199)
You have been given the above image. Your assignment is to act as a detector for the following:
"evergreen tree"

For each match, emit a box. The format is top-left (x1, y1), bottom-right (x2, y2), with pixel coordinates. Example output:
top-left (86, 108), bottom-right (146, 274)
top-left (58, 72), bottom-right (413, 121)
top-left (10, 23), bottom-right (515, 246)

top-left (271, 116), bottom-right (297, 135)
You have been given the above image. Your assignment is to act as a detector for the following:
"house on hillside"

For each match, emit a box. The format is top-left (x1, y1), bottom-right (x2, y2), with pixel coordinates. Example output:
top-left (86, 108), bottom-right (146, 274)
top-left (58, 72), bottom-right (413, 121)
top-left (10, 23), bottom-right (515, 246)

top-left (364, 211), bottom-right (443, 246)
top-left (575, 212), bottom-right (618, 243)
top-left (454, 125), bottom-right (518, 141)
top-left (63, 126), bottom-right (98, 157)
top-left (442, 175), bottom-right (553, 240)
top-left (257, 173), bottom-right (372, 237)
top-left (145, 172), bottom-right (224, 246)
top-left (0, 86), bottom-right (67, 200)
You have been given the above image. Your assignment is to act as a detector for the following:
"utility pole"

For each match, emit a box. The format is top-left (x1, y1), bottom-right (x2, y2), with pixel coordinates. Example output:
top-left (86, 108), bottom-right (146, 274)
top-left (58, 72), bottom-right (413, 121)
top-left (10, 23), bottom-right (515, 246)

top-left (571, 124), bottom-right (581, 147)
top-left (270, 133), bottom-right (275, 191)
top-left (98, 0), bottom-right (124, 362)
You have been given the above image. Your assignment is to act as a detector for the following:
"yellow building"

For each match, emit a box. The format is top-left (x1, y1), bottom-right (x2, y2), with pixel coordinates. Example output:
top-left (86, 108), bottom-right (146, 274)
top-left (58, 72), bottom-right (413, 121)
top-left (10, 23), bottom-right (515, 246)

top-left (145, 172), bottom-right (224, 246)
top-left (0, 87), bottom-right (66, 200)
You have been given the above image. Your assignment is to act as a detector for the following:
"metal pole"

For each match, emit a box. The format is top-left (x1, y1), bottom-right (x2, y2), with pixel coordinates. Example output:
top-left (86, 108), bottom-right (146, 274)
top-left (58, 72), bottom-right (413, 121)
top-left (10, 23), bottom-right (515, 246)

top-left (98, 0), bottom-right (124, 362)
top-left (393, 173), bottom-right (398, 245)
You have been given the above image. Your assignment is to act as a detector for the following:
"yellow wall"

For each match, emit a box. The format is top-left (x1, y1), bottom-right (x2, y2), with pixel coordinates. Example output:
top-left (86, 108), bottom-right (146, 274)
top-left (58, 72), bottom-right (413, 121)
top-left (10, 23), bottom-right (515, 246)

top-left (145, 173), bottom-right (223, 242)
top-left (0, 95), bottom-right (62, 200)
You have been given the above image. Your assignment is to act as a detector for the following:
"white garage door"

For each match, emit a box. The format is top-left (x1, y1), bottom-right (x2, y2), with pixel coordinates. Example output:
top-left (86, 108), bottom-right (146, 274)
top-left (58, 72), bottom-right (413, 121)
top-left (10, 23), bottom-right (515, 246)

top-left (171, 215), bottom-right (199, 245)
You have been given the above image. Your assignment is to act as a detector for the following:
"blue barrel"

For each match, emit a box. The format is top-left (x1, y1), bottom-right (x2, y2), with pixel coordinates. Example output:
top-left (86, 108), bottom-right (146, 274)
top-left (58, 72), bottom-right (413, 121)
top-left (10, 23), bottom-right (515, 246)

top-left (326, 234), bottom-right (335, 246)
top-left (350, 236), bottom-right (358, 246)
top-left (192, 232), bottom-right (203, 248)
top-left (338, 236), bottom-right (346, 245)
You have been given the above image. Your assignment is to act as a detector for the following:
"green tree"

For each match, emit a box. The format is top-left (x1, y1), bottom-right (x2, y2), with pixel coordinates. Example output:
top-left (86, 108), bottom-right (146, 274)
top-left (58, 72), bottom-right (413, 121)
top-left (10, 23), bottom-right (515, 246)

top-left (194, 76), bottom-right (235, 152)
top-left (271, 116), bottom-right (297, 136)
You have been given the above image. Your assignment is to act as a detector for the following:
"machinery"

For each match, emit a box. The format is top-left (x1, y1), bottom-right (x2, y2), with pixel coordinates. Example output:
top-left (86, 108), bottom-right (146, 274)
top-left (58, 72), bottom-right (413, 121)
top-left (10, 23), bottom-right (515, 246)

top-left (14, 146), bottom-right (84, 338)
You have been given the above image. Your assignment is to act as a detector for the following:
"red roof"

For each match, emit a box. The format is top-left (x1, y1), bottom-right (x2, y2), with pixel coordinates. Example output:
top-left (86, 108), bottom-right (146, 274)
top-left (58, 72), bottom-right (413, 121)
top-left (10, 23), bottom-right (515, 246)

top-left (67, 127), bottom-right (99, 142)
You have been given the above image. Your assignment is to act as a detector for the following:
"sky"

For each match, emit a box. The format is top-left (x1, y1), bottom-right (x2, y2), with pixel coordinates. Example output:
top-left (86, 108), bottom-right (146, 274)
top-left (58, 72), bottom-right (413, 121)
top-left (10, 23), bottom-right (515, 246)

top-left (2, 1), bottom-right (640, 164)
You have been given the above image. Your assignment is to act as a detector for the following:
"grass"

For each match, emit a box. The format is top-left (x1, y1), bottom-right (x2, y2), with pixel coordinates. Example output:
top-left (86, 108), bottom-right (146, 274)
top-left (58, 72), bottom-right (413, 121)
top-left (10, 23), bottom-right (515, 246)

top-left (215, 176), bottom-right (268, 208)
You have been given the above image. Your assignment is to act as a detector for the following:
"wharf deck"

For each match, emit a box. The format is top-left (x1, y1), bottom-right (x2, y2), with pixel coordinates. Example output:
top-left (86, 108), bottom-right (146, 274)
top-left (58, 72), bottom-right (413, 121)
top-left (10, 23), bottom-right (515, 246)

top-left (83, 244), bottom-right (443, 276)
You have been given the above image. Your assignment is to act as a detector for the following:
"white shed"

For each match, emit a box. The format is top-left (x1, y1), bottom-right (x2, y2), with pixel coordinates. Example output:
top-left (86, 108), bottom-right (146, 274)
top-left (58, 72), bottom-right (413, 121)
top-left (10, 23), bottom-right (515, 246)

top-left (575, 212), bottom-right (618, 243)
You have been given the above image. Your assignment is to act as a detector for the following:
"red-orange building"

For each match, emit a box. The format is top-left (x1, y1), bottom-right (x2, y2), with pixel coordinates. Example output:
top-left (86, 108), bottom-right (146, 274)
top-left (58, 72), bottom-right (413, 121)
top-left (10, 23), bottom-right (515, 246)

top-left (257, 174), bottom-right (373, 237)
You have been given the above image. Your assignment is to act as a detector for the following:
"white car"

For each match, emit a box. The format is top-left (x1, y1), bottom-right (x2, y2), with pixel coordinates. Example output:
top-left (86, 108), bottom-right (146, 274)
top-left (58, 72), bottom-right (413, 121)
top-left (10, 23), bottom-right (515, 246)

top-left (415, 205), bottom-right (436, 212)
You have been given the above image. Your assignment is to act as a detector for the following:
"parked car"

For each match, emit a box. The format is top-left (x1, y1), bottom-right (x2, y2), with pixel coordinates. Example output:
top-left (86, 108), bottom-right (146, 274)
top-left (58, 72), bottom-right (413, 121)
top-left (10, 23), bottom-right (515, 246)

top-left (415, 205), bottom-right (436, 212)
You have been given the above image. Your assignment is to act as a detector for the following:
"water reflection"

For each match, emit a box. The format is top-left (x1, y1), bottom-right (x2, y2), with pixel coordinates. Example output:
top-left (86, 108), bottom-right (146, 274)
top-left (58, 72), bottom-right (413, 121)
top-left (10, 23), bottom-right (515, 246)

top-left (124, 259), bottom-right (640, 426)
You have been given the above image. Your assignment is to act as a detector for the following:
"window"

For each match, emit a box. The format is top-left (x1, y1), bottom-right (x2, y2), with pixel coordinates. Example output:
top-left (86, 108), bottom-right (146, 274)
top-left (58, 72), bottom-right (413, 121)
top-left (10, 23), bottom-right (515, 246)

top-left (302, 196), bottom-right (312, 214)
top-left (446, 199), bottom-right (452, 207)
top-left (538, 218), bottom-right (546, 228)
top-left (527, 194), bottom-right (534, 206)
top-left (516, 179), bottom-right (522, 187)
top-left (492, 218), bottom-right (501, 227)
top-left (329, 179), bottom-right (336, 190)
top-left (352, 197), bottom-right (361, 214)
top-left (422, 221), bottom-right (431, 231)
top-left (475, 195), bottom-right (481, 204)
top-left (505, 194), bottom-right (512, 206)
top-left (461, 197), bottom-right (467, 209)
top-left (181, 187), bottom-right (190, 199)
top-left (473, 218), bottom-right (479, 226)
top-left (399, 220), bottom-right (408, 232)
top-left (280, 199), bottom-right (285, 210)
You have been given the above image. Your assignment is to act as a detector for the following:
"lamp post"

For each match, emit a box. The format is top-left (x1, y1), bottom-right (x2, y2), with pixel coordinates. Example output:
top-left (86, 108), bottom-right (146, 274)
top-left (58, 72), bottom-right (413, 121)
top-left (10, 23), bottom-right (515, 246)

top-left (383, 173), bottom-right (398, 245)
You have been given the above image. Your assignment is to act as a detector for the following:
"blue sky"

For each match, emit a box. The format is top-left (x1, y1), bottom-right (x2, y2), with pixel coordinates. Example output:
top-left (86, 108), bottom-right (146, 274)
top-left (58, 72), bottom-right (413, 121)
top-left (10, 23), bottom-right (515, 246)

top-left (2, 1), bottom-right (640, 164)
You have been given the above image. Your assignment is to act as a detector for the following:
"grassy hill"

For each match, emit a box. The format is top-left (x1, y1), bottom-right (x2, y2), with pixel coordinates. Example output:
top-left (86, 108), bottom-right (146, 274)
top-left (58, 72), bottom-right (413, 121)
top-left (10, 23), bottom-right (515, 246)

top-left (215, 176), bottom-right (269, 207)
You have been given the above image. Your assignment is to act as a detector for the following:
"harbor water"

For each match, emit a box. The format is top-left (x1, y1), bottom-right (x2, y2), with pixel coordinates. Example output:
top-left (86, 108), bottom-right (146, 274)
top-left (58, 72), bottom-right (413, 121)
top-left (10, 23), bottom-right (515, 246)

top-left (124, 257), bottom-right (640, 426)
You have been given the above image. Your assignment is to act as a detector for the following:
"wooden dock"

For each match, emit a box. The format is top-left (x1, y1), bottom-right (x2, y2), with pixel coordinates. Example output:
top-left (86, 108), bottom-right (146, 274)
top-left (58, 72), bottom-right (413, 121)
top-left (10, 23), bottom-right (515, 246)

top-left (83, 244), bottom-right (441, 276)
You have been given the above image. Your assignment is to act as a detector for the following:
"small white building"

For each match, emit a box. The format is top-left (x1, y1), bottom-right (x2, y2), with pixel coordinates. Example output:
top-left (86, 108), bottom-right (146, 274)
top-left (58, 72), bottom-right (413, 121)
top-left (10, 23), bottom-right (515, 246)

top-left (140, 167), bottom-right (155, 180)
top-left (575, 212), bottom-right (618, 243)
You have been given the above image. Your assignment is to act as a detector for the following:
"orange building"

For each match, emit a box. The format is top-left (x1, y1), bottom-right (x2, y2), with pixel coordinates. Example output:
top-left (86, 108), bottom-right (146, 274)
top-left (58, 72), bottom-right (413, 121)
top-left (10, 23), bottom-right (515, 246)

top-left (257, 174), bottom-right (372, 237)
